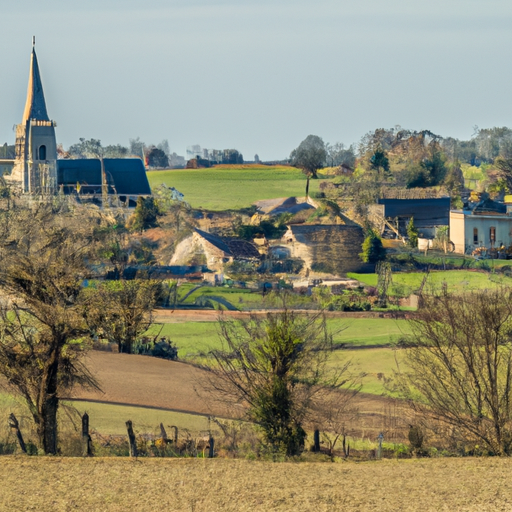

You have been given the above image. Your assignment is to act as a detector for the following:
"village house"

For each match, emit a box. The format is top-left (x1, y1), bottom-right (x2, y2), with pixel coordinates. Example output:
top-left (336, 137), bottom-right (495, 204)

top-left (170, 228), bottom-right (261, 273)
top-left (450, 199), bottom-right (512, 254)
top-left (281, 224), bottom-right (371, 275)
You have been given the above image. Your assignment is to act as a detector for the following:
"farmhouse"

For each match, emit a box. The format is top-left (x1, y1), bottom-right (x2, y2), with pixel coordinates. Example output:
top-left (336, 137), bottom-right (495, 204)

top-left (4, 40), bottom-right (150, 202)
top-left (450, 199), bottom-right (512, 254)
top-left (171, 228), bottom-right (261, 272)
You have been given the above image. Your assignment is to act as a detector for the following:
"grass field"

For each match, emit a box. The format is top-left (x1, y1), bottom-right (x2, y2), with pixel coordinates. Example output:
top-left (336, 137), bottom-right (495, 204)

top-left (348, 269), bottom-right (512, 295)
top-left (67, 401), bottom-right (211, 436)
top-left (151, 318), bottom-right (409, 361)
top-left (2, 457), bottom-right (511, 511)
top-left (147, 165), bottom-right (328, 210)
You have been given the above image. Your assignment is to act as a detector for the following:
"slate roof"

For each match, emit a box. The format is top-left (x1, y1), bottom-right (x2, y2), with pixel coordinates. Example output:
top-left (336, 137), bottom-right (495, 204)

top-left (472, 198), bottom-right (507, 215)
top-left (377, 198), bottom-right (450, 227)
top-left (195, 229), bottom-right (261, 259)
top-left (57, 158), bottom-right (151, 195)
top-left (22, 48), bottom-right (49, 123)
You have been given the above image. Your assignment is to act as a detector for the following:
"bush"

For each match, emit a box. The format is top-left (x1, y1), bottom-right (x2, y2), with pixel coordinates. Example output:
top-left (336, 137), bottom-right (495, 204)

top-left (359, 229), bottom-right (386, 263)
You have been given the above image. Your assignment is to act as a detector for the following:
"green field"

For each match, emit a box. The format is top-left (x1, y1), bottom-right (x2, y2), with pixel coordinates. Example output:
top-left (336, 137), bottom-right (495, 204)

top-left (147, 165), bottom-right (328, 210)
top-left (152, 317), bottom-right (409, 361)
top-left (176, 284), bottom-right (313, 310)
top-left (348, 269), bottom-right (511, 295)
top-left (67, 401), bottom-right (211, 436)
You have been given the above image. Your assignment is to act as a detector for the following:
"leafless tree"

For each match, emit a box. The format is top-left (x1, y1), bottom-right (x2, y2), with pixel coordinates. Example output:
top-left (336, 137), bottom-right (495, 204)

top-left (0, 202), bottom-right (109, 454)
top-left (83, 278), bottom-right (160, 354)
top-left (396, 288), bottom-right (512, 456)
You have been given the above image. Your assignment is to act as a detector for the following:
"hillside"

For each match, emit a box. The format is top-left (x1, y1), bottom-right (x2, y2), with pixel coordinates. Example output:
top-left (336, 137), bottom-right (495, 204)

top-left (147, 165), bottom-right (329, 210)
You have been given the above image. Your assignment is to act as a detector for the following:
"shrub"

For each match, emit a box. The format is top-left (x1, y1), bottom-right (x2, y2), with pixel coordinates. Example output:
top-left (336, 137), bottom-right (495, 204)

top-left (360, 229), bottom-right (386, 263)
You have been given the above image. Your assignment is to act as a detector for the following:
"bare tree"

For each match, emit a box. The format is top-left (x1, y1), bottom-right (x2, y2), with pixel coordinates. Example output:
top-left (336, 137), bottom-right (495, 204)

top-left (84, 278), bottom-right (160, 354)
top-left (0, 202), bottom-right (107, 454)
top-left (396, 288), bottom-right (512, 456)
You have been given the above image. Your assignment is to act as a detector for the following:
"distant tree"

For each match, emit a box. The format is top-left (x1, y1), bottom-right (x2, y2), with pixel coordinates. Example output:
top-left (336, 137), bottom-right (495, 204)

top-left (290, 135), bottom-right (327, 196)
top-left (359, 229), bottom-right (386, 263)
top-left (221, 149), bottom-right (244, 164)
top-left (326, 142), bottom-right (356, 167)
top-left (103, 144), bottom-right (128, 158)
top-left (369, 145), bottom-right (390, 176)
top-left (407, 217), bottom-right (419, 248)
top-left (254, 154), bottom-right (260, 163)
top-left (127, 197), bottom-right (160, 233)
top-left (147, 146), bottom-right (169, 168)
top-left (495, 157), bottom-right (512, 192)
top-left (129, 137), bottom-right (145, 159)
top-left (68, 138), bottom-right (104, 158)
top-left (84, 279), bottom-right (160, 354)
top-left (157, 139), bottom-right (170, 156)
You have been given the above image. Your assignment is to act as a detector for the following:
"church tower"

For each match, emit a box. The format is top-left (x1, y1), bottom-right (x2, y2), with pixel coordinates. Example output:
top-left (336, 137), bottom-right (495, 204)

top-left (9, 38), bottom-right (57, 194)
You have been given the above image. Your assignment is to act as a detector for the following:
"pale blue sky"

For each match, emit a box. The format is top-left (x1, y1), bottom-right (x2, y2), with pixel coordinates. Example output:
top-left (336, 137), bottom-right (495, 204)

top-left (1, 0), bottom-right (511, 160)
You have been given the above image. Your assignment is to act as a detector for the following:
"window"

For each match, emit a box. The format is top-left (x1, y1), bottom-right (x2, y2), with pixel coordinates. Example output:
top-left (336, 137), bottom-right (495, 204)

top-left (490, 226), bottom-right (496, 246)
top-left (38, 145), bottom-right (46, 160)
top-left (473, 228), bottom-right (478, 244)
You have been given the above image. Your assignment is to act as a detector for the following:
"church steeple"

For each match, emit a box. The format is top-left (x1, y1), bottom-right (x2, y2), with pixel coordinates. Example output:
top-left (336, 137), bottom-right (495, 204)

top-left (22, 38), bottom-right (49, 123)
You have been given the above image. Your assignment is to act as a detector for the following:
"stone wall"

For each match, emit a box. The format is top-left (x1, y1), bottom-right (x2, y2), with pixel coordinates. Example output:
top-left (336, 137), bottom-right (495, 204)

top-left (284, 225), bottom-right (369, 276)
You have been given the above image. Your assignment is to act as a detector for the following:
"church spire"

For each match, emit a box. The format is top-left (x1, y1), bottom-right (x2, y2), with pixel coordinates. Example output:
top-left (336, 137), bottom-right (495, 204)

top-left (22, 38), bottom-right (49, 123)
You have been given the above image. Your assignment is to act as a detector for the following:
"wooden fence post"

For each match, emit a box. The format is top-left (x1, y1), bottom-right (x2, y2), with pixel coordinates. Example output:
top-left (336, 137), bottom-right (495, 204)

top-left (208, 436), bottom-right (215, 458)
top-left (126, 420), bottom-right (138, 457)
top-left (159, 423), bottom-right (168, 443)
top-left (8, 413), bottom-right (26, 454)
top-left (313, 429), bottom-right (320, 452)
top-left (82, 412), bottom-right (92, 457)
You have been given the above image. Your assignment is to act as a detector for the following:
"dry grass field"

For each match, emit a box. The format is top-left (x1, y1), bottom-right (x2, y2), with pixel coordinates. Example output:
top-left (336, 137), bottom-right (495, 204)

top-left (1, 457), bottom-right (512, 511)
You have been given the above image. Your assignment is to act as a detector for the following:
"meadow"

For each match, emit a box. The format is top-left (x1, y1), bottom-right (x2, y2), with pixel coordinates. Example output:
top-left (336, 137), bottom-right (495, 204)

top-left (147, 165), bottom-right (328, 210)
top-left (347, 269), bottom-right (512, 295)
top-left (2, 457), bottom-right (511, 511)
top-left (151, 317), bottom-right (409, 360)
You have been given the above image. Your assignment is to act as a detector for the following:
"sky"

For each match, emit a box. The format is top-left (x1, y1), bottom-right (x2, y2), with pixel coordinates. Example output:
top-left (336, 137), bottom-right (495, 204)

top-left (1, 0), bottom-right (511, 160)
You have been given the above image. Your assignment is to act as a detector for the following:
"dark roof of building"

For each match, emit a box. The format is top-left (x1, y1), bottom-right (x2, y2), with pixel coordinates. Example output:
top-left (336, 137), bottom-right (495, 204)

top-left (22, 48), bottom-right (49, 123)
top-left (377, 197), bottom-right (450, 227)
top-left (57, 158), bottom-right (151, 195)
top-left (472, 198), bottom-right (507, 215)
top-left (195, 229), bottom-right (261, 259)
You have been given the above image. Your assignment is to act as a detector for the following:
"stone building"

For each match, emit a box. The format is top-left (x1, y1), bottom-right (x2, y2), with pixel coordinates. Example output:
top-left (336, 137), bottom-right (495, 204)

top-left (5, 40), bottom-right (150, 202)
top-left (171, 229), bottom-right (261, 272)
top-left (8, 42), bottom-right (57, 193)
top-left (281, 224), bottom-right (370, 276)
top-left (450, 199), bottom-right (512, 254)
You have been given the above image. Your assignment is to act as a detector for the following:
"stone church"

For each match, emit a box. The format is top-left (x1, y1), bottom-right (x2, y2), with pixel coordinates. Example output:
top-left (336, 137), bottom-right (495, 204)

top-left (5, 41), bottom-right (151, 203)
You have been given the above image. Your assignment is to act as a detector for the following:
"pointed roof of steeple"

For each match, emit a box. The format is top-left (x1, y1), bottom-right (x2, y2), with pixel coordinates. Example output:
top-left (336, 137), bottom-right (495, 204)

top-left (22, 41), bottom-right (49, 123)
